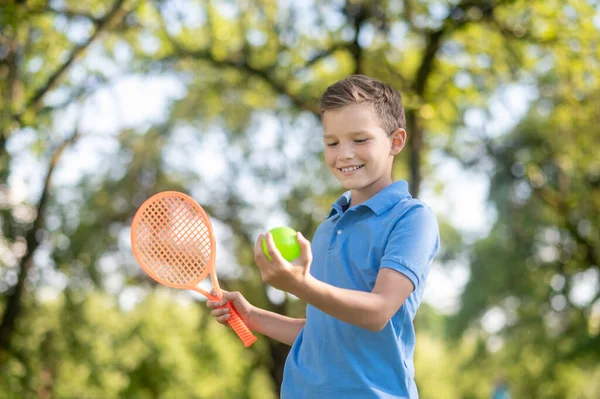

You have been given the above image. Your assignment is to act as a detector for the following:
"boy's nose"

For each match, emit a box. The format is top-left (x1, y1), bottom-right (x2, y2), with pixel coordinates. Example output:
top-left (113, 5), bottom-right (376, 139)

top-left (338, 143), bottom-right (355, 160)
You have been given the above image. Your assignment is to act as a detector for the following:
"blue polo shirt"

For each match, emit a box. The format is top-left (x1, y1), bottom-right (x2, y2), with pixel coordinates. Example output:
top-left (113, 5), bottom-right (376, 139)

top-left (281, 181), bottom-right (440, 399)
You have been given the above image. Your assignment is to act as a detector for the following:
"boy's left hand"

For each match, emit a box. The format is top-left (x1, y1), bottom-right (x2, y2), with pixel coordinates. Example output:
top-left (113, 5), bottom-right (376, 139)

top-left (254, 231), bottom-right (313, 293)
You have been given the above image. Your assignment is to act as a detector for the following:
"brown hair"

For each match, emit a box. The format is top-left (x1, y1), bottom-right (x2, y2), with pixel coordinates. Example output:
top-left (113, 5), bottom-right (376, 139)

top-left (320, 75), bottom-right (406, 134)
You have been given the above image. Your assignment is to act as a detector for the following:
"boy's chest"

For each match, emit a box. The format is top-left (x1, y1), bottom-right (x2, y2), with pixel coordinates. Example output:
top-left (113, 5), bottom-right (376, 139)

top-left (311, 212), bottom-right (394, 290)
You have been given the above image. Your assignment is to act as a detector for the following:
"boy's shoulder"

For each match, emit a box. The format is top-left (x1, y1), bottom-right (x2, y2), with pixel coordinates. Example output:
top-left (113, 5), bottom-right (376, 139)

top-left (393, 196), bottom-right (438, 227)
top-left (383, 193), bottom-right (437, 224)
top-left (393, 196), bottom-right (435, 215)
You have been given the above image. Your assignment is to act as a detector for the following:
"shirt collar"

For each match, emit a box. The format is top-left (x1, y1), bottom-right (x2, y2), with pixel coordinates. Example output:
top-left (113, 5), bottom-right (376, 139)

top-left (326, 180), bottom-right (411, 218)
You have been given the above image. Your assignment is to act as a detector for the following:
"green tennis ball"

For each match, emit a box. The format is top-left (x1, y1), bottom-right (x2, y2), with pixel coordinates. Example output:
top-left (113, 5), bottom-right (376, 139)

top-left (261, 226), bottom-right (301, 262)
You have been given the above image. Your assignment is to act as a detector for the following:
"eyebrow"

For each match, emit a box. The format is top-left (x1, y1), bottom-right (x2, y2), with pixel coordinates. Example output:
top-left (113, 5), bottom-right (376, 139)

top-left (323, 130), bottom-right (371, 139)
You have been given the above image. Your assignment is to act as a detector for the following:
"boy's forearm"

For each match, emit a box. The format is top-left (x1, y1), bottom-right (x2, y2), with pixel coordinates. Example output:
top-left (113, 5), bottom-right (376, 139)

top-left (249, 307), bottom-right (305, 346)
top-left (291, 275), bottom-right (387, 332)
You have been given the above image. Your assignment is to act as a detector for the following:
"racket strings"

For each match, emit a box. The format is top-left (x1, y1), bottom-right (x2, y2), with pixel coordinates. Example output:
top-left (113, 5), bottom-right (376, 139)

top-left (134, 195), bottom-right (212, 285)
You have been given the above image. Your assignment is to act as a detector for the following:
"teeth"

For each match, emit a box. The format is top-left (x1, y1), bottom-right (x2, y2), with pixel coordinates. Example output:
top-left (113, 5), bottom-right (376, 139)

top-left (341, 165), bottom-right (362, 172)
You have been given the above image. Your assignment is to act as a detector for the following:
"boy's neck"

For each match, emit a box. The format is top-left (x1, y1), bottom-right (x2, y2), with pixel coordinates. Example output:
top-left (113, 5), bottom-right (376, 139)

top-left (349, 177), bottom-right (394, 207)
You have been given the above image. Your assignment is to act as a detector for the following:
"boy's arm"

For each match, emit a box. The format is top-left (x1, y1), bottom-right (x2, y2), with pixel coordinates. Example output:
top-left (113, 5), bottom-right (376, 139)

top-left (257, 232), bottom-right (414, 332)
top-left (292, 268), bottom-right (412, 332)
top-left (208, 290), bottom-right (304, 346)
top-left (249, 308), bottom-right (305, 346)
top-left (257, 204), bottom-right (438, 332)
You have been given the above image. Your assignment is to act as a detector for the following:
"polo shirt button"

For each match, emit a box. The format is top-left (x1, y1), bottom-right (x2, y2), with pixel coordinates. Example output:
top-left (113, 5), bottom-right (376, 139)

top-left (337, 229), bottom-right (343, 235)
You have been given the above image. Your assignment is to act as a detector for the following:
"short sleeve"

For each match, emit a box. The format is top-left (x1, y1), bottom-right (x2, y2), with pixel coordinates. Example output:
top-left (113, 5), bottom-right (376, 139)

top-left (379, 204), bottom-right (440, 291)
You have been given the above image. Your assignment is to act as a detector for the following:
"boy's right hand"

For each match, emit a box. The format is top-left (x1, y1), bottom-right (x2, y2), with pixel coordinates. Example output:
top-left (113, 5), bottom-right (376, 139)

top-left (206, 289), bottom-right (256, 330)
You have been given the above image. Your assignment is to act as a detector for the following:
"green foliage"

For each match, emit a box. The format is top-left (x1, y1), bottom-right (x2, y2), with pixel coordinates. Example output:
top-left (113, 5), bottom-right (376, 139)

top-left (448, 4), bottom-right (600, 395)
top-left (0, 290), bottom-right (275, 398)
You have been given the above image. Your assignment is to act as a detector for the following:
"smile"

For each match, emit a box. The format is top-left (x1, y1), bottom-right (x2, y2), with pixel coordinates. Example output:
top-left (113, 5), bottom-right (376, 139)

top-left (338, 165), bottom-right (364, 173)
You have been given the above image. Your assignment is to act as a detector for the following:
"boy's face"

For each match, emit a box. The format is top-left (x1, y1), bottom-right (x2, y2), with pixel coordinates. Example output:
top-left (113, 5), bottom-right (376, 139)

top-left (322, 103), bottom-right (405, 204)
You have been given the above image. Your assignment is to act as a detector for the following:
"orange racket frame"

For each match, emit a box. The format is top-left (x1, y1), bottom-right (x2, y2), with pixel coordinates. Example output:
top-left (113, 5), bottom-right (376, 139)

top-left (130, 191), bottom-right (257, 347)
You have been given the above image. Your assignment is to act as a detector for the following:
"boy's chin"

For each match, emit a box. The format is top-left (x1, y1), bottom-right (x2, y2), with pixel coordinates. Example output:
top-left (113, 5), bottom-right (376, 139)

top-left (339, 180), bottom-right (362, 190)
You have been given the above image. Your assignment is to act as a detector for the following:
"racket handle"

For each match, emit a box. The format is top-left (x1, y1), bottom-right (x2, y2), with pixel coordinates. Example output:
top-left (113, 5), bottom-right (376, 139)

top-left (226, 302), bottom-right (257, 347)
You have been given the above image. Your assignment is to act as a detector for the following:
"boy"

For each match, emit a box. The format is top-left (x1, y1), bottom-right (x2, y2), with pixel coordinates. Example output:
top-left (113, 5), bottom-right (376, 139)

top-left (207, 75), bottom-right (440, 398)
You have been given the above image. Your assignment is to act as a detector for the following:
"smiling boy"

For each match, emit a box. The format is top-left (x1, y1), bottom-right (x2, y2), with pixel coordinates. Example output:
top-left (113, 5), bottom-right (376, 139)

top-left (208, 75), bottom-right (440, 398)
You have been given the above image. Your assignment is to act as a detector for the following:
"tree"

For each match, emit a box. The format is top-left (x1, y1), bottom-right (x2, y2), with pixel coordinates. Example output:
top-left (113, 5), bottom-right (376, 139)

top-left (449, 3), bottom-right (600, 394)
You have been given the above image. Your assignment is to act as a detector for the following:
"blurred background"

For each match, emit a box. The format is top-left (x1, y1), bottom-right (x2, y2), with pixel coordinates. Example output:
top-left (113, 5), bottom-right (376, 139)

top-left (1, 0), bottom-right (599, 398)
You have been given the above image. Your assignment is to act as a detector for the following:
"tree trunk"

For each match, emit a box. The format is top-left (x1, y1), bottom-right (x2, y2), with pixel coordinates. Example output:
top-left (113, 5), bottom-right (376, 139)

top-left (0, 133), bottom-right (78, 362)
top-left (406, 110), bottom-right (423, 198)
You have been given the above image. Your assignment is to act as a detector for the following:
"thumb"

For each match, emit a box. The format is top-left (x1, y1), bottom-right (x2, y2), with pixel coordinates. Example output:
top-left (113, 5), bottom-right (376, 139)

top-left (220, 291), bottom-right (243, 308)
top-left (297, 231), bottom-right (311, 245)
top-left (211, 289), bottom-right (230, 304)
top-left (296, 232), bottom-right (313, 264)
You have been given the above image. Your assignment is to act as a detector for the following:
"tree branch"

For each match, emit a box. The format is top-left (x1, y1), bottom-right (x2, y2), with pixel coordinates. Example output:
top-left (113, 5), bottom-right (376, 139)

top-left (0, 35), bottom-right (19, 182)
top-left (158, 45), bottom-right (319, 115)
top-left (533, 186), bottom-right (598, 268)
top-left (300, 43), bottom-right (351, 71)
top-left (414, 29), bottom-right (444, 96)
top-left (402, 0), bottom-right (428, 34)
top-left (152, 2), bottom-right (319, 116)
top-left (341, 2), bottom-right (368, 75)
top-left (406, 0), bottom-right (509, 196)
top-left (24, 4), bottom-right (102, 24)
top-left (20, 0), bottom-right (129, 116)
top-left (382, 57), bottom-right (411, 91)
top-left (0, 129), bottom-right (81, 362)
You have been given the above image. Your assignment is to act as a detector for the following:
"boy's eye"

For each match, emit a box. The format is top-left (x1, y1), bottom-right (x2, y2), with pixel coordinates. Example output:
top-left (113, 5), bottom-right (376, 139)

top-left (354, 139), bottom-right (368, 144)
top-left (326, 142), bottom-right (338, 147)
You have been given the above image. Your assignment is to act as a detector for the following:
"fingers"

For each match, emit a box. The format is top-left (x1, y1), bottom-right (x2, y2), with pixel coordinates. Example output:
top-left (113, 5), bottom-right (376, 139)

top-left (206, 289), bottom-right (228, 308)
top-left (206, 300), bottom-right (220, 309)
top-left (254, 233), bottom-right (269, 262)
top-left (206, 289), bottom-right (232, 326)
top-left (211, 306), bottom-right (231, 324)
top-left (263, 232), bottom-right (285, 263)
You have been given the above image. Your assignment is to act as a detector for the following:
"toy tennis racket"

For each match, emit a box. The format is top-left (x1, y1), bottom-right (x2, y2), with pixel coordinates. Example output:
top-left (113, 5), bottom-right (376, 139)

top-left (130, 191), bottom-right (257, 347)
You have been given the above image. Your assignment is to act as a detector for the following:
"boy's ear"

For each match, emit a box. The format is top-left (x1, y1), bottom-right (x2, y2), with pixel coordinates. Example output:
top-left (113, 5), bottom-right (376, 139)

top-left (390, 128), bottom-right (406, 156)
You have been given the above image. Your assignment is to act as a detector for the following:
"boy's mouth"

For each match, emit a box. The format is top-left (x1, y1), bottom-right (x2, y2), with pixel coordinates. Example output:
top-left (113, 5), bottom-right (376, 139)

top-left (338, 165), bottom-right (364, 174)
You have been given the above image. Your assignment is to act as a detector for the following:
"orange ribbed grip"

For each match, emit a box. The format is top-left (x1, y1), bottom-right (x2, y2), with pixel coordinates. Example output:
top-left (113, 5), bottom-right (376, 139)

top-left (226, 302), bottom-right (257, 347)
top-left (131, 191), bottom-right (257, 347)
